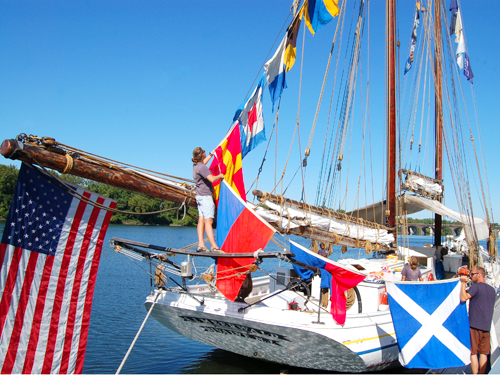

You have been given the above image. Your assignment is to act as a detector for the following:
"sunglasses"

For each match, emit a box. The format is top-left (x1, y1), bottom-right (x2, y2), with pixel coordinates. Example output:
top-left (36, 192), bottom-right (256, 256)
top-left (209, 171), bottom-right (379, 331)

top-left (469, 272), bottom-right (478, 276)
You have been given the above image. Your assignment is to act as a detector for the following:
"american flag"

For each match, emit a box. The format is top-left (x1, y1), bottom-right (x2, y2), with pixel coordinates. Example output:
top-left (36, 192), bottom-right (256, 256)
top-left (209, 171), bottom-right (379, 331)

top-left (0, 163), bottom-right (116, 374)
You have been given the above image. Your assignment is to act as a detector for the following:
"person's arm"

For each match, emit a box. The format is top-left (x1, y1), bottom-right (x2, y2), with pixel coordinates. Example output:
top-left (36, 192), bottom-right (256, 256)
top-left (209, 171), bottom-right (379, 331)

top-left (203, 151), bottom-right (214, 165)
top-left (199, 161), bottom-right (223, 183)
top-left (460, 275), bottom-right (471, 302)
top-left (418, 277), bottom-right (423, 281)
top-left (401, 275), bottom-right (407, 281)
top-left (207, 173), bottom-right (224, 183)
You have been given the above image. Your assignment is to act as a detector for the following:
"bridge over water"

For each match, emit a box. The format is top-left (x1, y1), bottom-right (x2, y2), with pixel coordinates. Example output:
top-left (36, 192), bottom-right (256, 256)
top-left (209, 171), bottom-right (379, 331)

top-left (402, 223), bottom-right (462, 236)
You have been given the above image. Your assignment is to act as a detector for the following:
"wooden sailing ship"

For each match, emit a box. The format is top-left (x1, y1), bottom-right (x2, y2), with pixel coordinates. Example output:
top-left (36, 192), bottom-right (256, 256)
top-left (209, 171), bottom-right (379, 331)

top-left (2, 0), bottom-right (498, 372)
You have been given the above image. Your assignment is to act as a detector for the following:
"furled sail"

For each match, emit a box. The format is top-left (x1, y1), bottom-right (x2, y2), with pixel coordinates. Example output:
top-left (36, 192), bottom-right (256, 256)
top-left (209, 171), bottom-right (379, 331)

top-left (401, 169), bottom-right (443, 199)
top-left (252, 190), bottom-right (394, 250)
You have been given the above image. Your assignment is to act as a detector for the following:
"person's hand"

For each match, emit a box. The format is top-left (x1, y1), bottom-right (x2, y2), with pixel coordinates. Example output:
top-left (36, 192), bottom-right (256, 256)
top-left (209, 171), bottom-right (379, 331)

top-left (220, 174), bottom-right (224, 179)
top-left (460, 275), bottom-right (468, 283)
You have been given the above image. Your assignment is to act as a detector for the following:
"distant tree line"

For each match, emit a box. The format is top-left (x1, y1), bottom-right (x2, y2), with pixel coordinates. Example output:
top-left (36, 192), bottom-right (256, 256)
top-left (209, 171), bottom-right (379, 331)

top-left (0, 164), bottom-right (198, 226)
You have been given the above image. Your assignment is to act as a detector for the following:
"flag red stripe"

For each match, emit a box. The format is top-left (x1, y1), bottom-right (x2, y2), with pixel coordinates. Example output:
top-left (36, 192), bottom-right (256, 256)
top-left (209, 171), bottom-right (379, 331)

top-left (247, 102), bottom-right (257, 132)
top-left (0, 243), bottom-right (9, 335)
top-left (59, 197), bottom-right (104, 373)
top-left (21, 255), bottom-right (55, 374)
top-left (0, 246), bottom-right (23, 338)
top-left (1, 251), bottom-right (39, 374)
top-left (41, 192), bottom-right (90, 374)
top-left (75, 202), bottom-right (115, 373)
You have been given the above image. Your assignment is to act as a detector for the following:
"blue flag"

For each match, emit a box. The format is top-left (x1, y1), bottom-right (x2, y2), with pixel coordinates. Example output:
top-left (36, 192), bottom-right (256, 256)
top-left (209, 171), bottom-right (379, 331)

top-left (290, 241), bottom-right (365, 325)
top-left (386, 279), bottom-right (470, 369)
top-left (463, 53), bottom-right (474, 83)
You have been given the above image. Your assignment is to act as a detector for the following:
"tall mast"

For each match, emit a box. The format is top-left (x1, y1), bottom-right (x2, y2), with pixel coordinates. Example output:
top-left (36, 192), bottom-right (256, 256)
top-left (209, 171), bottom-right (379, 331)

top-left (386, 0), bottom-right (397, 229)
top-left (434, 0), bottom-right (443, 246)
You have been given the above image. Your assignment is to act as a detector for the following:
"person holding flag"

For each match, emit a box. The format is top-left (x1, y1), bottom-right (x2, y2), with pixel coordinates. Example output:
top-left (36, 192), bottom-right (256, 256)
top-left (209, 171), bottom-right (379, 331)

top-left (460, 267), bottom-right (496, 374)
top-left (192, 147), bottom-right (224, 252)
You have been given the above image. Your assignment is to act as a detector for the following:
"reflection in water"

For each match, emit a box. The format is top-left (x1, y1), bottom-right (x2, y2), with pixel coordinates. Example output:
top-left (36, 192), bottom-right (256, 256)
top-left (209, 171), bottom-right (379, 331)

top-left (181, 349), bottom-right (330, 374)
top-left (180, 348), bottom-right (421, 374)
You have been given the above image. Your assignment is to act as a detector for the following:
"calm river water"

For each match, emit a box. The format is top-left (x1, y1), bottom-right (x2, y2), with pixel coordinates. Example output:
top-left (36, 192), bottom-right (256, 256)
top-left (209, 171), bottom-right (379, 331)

top-left (0, 222), bottom-right (493, 373)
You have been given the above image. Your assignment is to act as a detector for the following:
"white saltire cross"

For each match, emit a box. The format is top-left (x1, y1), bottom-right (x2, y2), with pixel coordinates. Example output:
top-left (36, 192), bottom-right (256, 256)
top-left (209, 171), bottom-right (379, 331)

top-left (388, 281), bottom-right (470, 365)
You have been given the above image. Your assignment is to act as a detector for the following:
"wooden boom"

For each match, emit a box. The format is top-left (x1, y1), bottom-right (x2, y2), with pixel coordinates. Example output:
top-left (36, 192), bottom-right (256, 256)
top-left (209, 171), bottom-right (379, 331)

top-left (1, 138), bottom-right (197, 208)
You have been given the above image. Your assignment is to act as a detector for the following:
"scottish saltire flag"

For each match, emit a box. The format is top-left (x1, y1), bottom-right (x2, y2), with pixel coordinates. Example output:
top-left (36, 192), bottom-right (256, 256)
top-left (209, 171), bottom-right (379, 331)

top-left (290, 241), bottom-right (365, 325)
top-left (386, 279), bottom-right (471, 369)
top-left (234, 74), bottom-right (266, 159)
top-left (0, 163), bottom-right (116, 374)
top-left (209, 124), bottom-right (246, 204)
top-left (303, 0), bottom-right (339, 35)
top-left (215, 181), bottom-right (275, 301)
top-left (264, 36), bottom-right (287, 111)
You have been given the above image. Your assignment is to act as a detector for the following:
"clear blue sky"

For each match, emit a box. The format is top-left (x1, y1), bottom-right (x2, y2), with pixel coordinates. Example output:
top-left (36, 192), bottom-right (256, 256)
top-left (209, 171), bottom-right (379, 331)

top-left (1, 0), bottom-right (498, 222)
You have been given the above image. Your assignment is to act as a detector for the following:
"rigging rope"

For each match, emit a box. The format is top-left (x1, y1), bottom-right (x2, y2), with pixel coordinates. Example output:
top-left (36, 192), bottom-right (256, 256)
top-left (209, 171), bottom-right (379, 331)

top-left (30, 157), bottom-right (192, 216)
top-left (22, 136), bottom-right (194, 183)
top-left (304, 0), bottom-right (346, 162)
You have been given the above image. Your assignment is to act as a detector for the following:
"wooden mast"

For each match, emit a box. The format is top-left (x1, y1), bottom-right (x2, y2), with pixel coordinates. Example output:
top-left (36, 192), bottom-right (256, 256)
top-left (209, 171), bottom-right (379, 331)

top-left (386, 0), bottom-right (397, 229)
top-left (434, 0), bottom-right (443, 247)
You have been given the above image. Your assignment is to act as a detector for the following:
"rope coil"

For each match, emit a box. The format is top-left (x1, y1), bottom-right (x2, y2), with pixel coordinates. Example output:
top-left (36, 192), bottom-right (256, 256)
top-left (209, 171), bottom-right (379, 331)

top-left (345, 288), bottom-right (356, 310)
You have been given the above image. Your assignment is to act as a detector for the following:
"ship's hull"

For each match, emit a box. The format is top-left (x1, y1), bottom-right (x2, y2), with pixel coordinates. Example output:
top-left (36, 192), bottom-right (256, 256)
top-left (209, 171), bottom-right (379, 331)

top-left (146, 288), bottom-right (400, 373)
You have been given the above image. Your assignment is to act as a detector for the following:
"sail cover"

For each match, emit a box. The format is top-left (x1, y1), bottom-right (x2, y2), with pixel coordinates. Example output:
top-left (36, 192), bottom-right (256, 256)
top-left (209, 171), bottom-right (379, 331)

top-left (254, 200), bottom-right (394, 246)
top-left (402, 194), bottom-right (489, 241)
top-left (403, 173), bottom-right (443, 197)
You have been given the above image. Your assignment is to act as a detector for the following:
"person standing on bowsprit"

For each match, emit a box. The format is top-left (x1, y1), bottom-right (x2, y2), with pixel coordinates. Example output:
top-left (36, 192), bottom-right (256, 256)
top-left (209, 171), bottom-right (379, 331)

top-left (192, 147), bottom-right (224, 252)
top-left (460, 267), bottom-right (496, 374)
